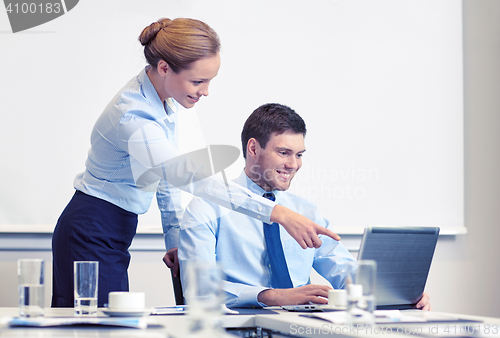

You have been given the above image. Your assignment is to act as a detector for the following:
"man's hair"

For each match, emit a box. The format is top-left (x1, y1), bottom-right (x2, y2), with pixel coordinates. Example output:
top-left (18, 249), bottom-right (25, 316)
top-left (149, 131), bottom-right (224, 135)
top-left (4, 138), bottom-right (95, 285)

top-left (241, 103), bottom-right (306, 158)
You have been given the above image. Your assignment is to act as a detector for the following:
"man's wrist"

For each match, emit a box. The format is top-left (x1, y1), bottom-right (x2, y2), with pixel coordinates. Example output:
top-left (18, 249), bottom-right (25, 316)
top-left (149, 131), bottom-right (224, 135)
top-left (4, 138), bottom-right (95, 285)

top-left (257, 288), bottom-right (283, 306)
top-left (257, 289), bottom-right (273, 306)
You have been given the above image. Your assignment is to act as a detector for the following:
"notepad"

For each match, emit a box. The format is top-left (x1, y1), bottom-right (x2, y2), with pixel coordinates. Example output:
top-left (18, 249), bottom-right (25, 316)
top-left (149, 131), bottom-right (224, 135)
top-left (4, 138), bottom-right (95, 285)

top-left (7, 316), bottom-right (148, 329)
top-left (303, 310), bottom-right (482, 325)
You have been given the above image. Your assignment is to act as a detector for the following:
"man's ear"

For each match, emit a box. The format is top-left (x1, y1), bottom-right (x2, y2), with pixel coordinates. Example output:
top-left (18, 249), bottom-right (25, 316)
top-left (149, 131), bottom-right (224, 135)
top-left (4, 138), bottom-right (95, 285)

top-left (157, 60), bottom-right (170, 77)
top-left (246, 138), bottom-right (260, 159)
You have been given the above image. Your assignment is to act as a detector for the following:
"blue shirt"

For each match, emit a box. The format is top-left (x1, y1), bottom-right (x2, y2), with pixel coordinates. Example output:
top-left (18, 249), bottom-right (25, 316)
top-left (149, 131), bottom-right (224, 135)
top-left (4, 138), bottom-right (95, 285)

top-left (74, 67), bottom-right (275, 250)
top-left (179, 170), bottom-right (356, 308)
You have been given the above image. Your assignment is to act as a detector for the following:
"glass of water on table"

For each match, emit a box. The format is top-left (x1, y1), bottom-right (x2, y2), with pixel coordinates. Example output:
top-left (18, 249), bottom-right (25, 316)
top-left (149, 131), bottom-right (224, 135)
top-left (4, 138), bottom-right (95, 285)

top-left (74, 261), bottom-right (99, 316)
top-left (18, 258), bottom-right (45, 317)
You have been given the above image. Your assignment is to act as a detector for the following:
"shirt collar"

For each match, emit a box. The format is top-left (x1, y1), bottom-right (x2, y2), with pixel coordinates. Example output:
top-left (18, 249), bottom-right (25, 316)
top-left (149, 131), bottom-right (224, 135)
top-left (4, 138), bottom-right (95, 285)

top-left (236, 170), bottom-right (282, 200)
top-left (164, 97), bottom-right (178, 123)
top-left (138, 66), bottom-right (178, 122)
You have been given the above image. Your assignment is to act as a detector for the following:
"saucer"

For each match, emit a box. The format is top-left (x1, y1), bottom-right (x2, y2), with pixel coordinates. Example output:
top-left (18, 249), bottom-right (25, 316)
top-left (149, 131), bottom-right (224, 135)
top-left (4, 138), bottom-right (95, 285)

top-left (102, 308), bottom-right (152, 317)
top-left (320, 304), bottom-right (347, 311)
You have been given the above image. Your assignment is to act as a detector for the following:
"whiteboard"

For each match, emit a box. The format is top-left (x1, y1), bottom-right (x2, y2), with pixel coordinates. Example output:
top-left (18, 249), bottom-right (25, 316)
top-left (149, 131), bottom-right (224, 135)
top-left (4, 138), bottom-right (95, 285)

top-left (0, 0), bottom-right (464, 235)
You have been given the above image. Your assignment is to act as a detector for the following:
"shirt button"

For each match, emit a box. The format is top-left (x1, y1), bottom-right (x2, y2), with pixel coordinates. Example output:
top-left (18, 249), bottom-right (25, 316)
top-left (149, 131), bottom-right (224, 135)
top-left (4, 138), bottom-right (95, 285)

top-left (230, 198), bottom-right (235, 203)
top-left (258, 206), bottom-right (263, 211)
top-left (257, 215), bottom-right (261, 219)
top-left (268, 264), bottom-right (272, 268)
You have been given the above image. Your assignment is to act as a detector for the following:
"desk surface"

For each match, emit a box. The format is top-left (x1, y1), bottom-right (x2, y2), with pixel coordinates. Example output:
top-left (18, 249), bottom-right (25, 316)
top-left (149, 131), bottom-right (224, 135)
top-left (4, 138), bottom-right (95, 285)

top-left (255, 309), bottom-right (500, 338)
top-left (0, 307), bottom-right (499, 338)
top-left (0, 307), bottom-right (255, 338)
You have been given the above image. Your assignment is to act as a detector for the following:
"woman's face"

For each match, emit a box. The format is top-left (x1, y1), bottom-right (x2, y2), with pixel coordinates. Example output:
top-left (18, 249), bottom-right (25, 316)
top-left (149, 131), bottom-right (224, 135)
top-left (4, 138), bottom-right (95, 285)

top-left (161, 53), bottom-right (221, 109)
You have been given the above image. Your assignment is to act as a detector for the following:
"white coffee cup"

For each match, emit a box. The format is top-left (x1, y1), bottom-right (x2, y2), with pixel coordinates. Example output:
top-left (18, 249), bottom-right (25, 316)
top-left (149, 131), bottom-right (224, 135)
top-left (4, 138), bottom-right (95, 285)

top-left (328, 289), bottom-right (347, 307)
top-left (108, 291), bottom-right (145, 310)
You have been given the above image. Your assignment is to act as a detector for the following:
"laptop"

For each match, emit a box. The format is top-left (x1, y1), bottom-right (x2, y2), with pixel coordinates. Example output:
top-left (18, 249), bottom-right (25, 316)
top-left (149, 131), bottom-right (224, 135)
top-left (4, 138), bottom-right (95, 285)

top-left (282, 226), bottom-right (439, 312)
top-left (358, 226), bottom-right (440, 310)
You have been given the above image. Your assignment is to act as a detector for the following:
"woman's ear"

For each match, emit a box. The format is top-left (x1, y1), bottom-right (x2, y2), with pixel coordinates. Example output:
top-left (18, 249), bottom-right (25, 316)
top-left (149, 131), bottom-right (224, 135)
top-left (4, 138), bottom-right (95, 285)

top-left (157, 60), bottom-right (170, 76)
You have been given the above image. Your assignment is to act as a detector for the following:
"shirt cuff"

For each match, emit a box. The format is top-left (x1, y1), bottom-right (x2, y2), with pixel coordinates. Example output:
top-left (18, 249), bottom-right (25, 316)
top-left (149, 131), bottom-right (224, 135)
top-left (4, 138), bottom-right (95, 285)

top-left (164, 227), bottom-right (179, 251)
top-left (237, 286), bottom-right (270, 308)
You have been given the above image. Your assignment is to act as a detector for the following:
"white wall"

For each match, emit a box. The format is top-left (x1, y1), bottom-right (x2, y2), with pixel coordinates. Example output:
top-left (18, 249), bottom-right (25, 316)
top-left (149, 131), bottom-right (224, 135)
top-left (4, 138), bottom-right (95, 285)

top-left (0, 0), bottom-right (465, 235)
top-left (1, 0), bottom-right (499, 317)
top-left (425, 0), bottom-right (500, 317)
top-left (312, 0), bottom-right (500, 317)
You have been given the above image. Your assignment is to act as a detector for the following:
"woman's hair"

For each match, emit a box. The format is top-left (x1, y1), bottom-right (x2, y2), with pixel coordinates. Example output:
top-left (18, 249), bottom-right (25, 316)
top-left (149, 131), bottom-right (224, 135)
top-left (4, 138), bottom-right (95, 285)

top-left (139, 18), bottom-right (220, 73)
top-left (241, 103), bottom-right (307, 159)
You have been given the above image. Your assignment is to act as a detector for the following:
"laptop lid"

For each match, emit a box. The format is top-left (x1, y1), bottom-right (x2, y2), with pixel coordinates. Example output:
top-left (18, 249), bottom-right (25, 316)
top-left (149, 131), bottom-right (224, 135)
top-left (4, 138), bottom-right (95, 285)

top-left (357, 226), bottom-right (439, 310)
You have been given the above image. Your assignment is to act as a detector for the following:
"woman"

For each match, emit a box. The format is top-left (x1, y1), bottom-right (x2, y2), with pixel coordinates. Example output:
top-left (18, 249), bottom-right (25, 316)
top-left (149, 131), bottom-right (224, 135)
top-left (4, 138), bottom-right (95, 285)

top-left (52, 18), bottom-right (338, 307)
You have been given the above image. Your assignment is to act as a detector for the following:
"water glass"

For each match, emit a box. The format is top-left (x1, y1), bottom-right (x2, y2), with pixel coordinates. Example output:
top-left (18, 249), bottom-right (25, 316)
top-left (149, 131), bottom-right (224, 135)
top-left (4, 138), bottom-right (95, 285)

top-left (74, 261), bottom-right (99, 316)
top-left (347, 260), bottom-right (377, 326)
top-left (184, 260), bottom-right (231, 337)
top-left (18, 258), bottom-right (45, 317)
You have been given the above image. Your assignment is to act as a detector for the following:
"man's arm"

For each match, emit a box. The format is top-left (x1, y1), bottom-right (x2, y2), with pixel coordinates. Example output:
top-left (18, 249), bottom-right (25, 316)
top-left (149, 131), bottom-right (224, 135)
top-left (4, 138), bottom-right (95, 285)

top-left (179, 225), bottom-right (267, 308)
top-left (312, 233), bottom-right (356, 289)
top-left (285, 200), bottom-right (355, 289)
top-left (179, 197), bottom-right (269, 308)
top-left (257, 284), bottom-right (332, 306)
top-left (180, 196), bottom-right (330, 308)
top-left (162, 248), bottom-right (178, 277)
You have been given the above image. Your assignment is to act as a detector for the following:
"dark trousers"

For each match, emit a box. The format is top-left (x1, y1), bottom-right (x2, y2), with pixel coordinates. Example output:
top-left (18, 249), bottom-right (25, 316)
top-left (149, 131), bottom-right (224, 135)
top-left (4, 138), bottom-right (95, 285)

top-left (51, 190), bottom-right (138, 307)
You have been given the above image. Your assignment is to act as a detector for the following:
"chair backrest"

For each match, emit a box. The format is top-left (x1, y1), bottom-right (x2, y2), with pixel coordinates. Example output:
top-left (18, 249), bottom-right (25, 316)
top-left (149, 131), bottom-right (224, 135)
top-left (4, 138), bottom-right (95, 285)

top-left (171, 269), bottom-right (184, 305)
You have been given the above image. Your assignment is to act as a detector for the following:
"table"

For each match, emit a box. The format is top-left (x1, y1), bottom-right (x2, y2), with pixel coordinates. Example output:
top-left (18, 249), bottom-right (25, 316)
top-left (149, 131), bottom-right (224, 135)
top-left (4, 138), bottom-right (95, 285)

top-left (1, 307), bottom-right (499, 338)
top-left (0, 307), bottom-right (254, 337)
top-left (256, 310), bottom-right (500, 337)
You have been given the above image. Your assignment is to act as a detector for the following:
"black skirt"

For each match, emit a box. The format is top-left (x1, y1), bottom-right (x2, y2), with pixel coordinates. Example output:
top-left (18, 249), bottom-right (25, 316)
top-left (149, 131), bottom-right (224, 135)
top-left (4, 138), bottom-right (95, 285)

top-left (51, 190), bottom-right (138, 307)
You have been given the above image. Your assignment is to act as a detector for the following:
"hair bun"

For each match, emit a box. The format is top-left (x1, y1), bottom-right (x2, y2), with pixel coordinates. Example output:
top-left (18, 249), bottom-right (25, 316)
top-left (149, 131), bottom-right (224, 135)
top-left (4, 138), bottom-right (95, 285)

top-left (139, 18), bottom-right (171, 46)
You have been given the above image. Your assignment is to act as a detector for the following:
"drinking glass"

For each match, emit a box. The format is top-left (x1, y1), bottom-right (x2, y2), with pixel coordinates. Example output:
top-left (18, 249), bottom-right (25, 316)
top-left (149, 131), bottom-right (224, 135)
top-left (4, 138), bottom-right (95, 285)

top-left (18, 258), bottom-right (45, 317)
top-left (184, 260), bottom-right (232, 337)
top-left (347, 260), bottom-right (377, 326)
top-left (74, 261), bottom-right (99, 316)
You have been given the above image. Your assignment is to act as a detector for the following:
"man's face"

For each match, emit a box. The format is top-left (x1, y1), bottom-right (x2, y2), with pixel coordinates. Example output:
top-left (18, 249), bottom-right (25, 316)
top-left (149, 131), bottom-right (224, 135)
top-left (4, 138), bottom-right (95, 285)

top-left (248, 132), bottom-right (305, 192)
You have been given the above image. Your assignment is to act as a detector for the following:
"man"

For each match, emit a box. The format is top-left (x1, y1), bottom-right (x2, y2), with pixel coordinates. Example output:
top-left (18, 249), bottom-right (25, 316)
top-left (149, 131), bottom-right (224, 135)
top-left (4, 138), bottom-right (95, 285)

top-left (178, 103), bottom-right (430, 309)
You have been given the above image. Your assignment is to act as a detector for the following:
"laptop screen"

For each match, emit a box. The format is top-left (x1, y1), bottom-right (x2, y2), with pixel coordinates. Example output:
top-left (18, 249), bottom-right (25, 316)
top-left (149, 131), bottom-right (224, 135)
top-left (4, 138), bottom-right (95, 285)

top-left (357, 226), bottom-right (439, 310)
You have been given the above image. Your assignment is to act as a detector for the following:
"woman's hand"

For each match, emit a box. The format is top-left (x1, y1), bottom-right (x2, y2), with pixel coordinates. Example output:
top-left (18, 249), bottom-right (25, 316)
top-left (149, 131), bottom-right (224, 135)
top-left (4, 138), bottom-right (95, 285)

top-left (270, 204), bottom-right (340, 249)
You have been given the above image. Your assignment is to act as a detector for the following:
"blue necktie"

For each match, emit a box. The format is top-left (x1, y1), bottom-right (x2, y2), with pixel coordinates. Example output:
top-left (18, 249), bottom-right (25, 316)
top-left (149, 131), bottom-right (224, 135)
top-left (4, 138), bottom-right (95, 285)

top-left (262, 192), bottom-right (293, 289)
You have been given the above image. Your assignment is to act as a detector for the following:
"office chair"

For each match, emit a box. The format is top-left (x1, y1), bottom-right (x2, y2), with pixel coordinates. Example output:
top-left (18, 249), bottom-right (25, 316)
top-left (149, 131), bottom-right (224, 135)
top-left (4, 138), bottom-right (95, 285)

top-left (171, 269), bottom-right (185, 305)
